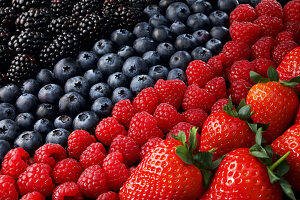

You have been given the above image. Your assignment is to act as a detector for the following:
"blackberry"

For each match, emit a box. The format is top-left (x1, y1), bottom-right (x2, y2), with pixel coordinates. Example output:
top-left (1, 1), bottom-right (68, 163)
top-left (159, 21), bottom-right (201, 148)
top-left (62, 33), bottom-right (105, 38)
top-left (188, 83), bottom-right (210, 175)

top-left (0, 7), bottom-right (16, 27)
top-left (0, 0), bottom-right (12, 7)
top-left (12, 0), bottom-right (50, 11)
top-left (0, 26), bottom-right (12, 44)
top-left (72, 0), bottom-right (103, 18)
top-left (7, 54), bottom-right (38, 85)
top-left (48, 15), bottom-right (79, 35)
top-left (0, 44), bottom-right (13, 73)
top-left (50, 0), bottom-right (74, 17)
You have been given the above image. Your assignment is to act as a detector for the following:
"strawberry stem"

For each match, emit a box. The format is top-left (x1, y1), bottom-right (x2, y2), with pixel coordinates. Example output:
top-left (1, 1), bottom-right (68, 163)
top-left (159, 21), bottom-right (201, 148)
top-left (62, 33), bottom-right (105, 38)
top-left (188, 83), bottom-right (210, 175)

top-left (269, 151), bottom-right (291, 171)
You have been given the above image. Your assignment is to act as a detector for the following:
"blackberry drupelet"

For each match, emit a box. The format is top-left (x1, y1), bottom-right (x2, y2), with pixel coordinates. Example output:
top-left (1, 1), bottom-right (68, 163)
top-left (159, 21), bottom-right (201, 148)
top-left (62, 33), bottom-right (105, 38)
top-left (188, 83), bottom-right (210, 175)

top-left (72, 0), bottom-right (103, 18)
top-left (48, 15), bottom-right (79, 35)
top-left (50, 0), bottom-right (74, 17)
top-left (0, 0), bottom-right (12, 7)
top-left (0, 44), bottom-right (13, 73)
top-left (12, 0), bottom-right (50, 11)
top-left (0, 7), bottom-right (16, 27)
top-left (0, 26), bottom-right (12, 44)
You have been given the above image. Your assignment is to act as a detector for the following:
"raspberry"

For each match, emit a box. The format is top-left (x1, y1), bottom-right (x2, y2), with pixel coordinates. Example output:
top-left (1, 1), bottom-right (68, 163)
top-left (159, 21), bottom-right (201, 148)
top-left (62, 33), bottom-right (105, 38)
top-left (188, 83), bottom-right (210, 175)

top-left (251, 58), bottom-right (276, 77)
top-left (283, 0), bottom-right (300, 22)
top-left (20, 192), bottom-right (45, 200)
top-left (67, 130), bottom-right (96, 160)
top-left (229, 21), bottom-right (261, 46)
top-left (283, 22), bottom-right (300, 44)
top-left (17, 163), bottom-right (55, 197)
top-left (132, 87), bottom-right (159, 115)
top-left (0, 175), bottom-right (18, 200)
top-left (182, 108), bottom-right (208, 129)
top-left (109, 135), bottom-right (140, 166)
top-left (207, 55), bottom-right (224, 76)
top-left (52, 182), bottom-right (83, 200)
top-left (154, 79), bottom-right (187, 110)
top-left (77, 165), bottom-right (108, 198)
top-left (186, 60), bottom-right (215, 87)
top-left (229, 4), bottom-right (257, 23)
top-left (220, 41), bottom-right (251, 68)
top-left (129, 166), bottom-right (136, 174)
top-left (102, 152), bottom-right (130, 191)
top-left (153, 103), bottom-right (183, 133)
top-left (255, 0), bottom-right (283, 18)
top-left (276, 31), bottom-right (295, 43)
top-left (139, 137), bottom-right (163, 160)
top-left (128, 112), bottom-right (164, 146)
top-left (229, 80), bottom-right (253, 105)
top-left (97, 191), bottom-right (119, 200)
top-left (80, 143), bottom-right (107, 169)
top-left (34, 144), bottom-right (67, 168)
top-left (205, 77), bottom-right (227, 100)
top-left (272, 41), bottom-right (298, 65)
top-left (211, 98), bottom-right (229, 113)
top-left (53, 158), bottom-right (83, 184)
top-left (251, 36), bottom-right (276, 59)
top-left (254, 15), bottom-right (283, 37)
top-left (228, 60), bottom-right (254, 84)
top-left (1, 148), bottom-right (30, 178)
top-left (112, 99), bottom-right (137, 128)
top-left (182, 84), bottom-right (216, 112)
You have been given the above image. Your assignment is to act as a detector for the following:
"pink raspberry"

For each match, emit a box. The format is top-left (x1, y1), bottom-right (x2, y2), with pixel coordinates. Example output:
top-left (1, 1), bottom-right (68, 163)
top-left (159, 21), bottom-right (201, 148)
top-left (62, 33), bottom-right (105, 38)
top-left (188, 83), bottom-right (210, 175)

top-left (80, 143), bottom-right (107, 169)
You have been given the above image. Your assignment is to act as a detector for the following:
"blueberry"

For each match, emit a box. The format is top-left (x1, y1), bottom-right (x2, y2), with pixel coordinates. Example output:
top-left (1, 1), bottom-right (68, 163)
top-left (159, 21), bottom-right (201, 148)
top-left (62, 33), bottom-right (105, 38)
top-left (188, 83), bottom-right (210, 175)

top-left (15, 113), bottom-right (35, 131)
top-left (186, 0), bottom-right (197, 5)
top-left (21, 79), bottom-right (41, 95)
top-left (76, 51), bottom-right (99, 72)
top-left (111, 29), bottom-right (135, 47)
top-left (111, 87), bottom-right (132, 104)
top-left (0, 84), bottom-right (21, 103)
top-left (144, 5), bottom-right (162, 17)
top-left (46, 128), bottom-right (70, 148)
top-left (64, 76), bottom-right (90, 97)
top-left (53, 58), bottom-right (81, 84)
top-left (159, 0), bottom-right (177, 9)
top-left (152, 25), bottom-right (172, 42)
top-left (130, 75), bottom-right (154, 95)
top-left (149, 14), bottom-right (170, 28)
top-left (84, 69), bottom-right (103, 86)
top-left (36, 69), bottom-right (56, 86)
top-left (157, 43), bottom-right (176, 62)
top-left (133, 37), bottom-right (156, 55)
top-left (217, 0), bottom-right (239, 12)
top-left (73, 111), bottom-right (99, 132)
top-left (238, 0), bottom-right (250, 3)
top-left (14, 131), bottom-right (42, 155)
top-left (193, 30), bottom-right (210, 45)
top-left (0, 140), bottom-right (10, 161)
top-left (169, 51), bottom-right (192, 70)
top-left (34, 118), bottom-right (54, 138)
top-left (187, 13), bottom-right (210, 32)
top-left (38, 84), bottom-right (64, 104)
top-left (174, 34), bottom-right (197, 51)
top-left (167, 68), bottom-right (187, 83)
top-left (122, 56), bottom-right (148, 78)
top-left (209, 10), bottom-right (229, 26)
top-left (166, 2), bottom-right (191, 22)
top-left (143, 51), bottom-right (161, 66)
top-left (170, 21), bottom-right (187, 36)
top-left (97, 53), bottom-right (123, 76)
top-left (15, 93), bottom-right (38, 113)
top-left (148, 65), bottom-right (169, 81)
top-left (250, 0), bottom-right (262, 6)
top-left (191, 46), bottom-right (213, 62)
top-left (59, 92), bottom-right (86, 117)
top-left (0, 119), bottom-right (20, 142)
top-left (117, 46), bottom-right (135, 60)
top-left (210, 26), bottom-right (229, 42)
top-left (92, 97), bottom-right (113, 117)
top-left (107, 72), bottom-right (130, 90)
top-left (191, 0), bottom-right (212, 14)
top-left (93, 39), bottom-right (114, 56)
top-left (0, 103), bottom-right (16, 120)
top-left (133, 22), bottom-right (153, 38)
top-left (89, 82), bottom-right (112, 100)
top-left (54, 115), bottom-right (73, 131)
top-left (205, 38), bottom-right (223, 54)
top-left (35, 103), bottom-right (56, 120)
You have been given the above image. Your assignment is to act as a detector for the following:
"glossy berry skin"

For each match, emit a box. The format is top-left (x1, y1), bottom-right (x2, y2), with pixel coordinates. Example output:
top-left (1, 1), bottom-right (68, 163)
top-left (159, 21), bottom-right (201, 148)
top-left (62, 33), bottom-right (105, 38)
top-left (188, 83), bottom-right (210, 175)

top-left (38, 84), bottom-right (64, 104)
top-left (20, 191), bottom-right (45, 200)
top-left (148, 65), bottom-right (169, 81)
top-left (107, 72), bottom-right (129, 90)
top-left (14, 131), bottom-right (43, 155)
top-left (34, 118), bottom-right (55, 137)
top-left (210, 26), bottom-right (230, 43)
top-left (272, 124), bottom-right (300, 191)
top-left (97, 53), bottom-right (123, 76)
top-left (16, 93), bottom-right (39, 113)
top-left (111, 87), bottom-right (133, 104)
top-left (59, 92), bottom-right (86, 117)
top-left (45, 128), bottom-right (70, 148)
top-left (53, 158), bottom-right (83, 184)
top-left (130, 75), bottom-right (154, 96)
top-left (200, 111), bottom-right (255, 159)
top-left (166, 2), bottom-right (190, 22)
top-left (167, 68), bottom-right (187, 83)
top-left (54, 115), bottom-right (73, 131)
top-left (36, 70), bottom-right (55, 87)
top-left (72, 111), bottom-right (99, 132)
top-left (84, 69), bottom-right (103, 86)
top-left (246, 82), bottom-right (299, 143)
top-left (119, 139), bottom-right (204, 199)
top-left (169, 51), bottom-right (192, 70)
top-left (0, 84), bottom-right (21, 104)
top-left (34, 143), bottom-right (67, 168)
top-left (133, 87), bottom-right (158, 115)
top-left (76, 51), bottom-right (99, 72)
top-left (140, 137), bottom-right (163, 160)
top-left (52, 182), bottom-right (83, 200)
top-left (93, 39), bottom-right (114, 57)
top-left (0, 119), bottom-right (20, 142)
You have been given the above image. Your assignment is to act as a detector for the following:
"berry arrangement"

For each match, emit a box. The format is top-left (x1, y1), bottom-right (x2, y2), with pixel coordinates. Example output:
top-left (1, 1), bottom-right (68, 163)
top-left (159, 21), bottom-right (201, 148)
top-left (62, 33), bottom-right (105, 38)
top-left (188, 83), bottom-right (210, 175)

top-left (0, 0), bottom-right (299, 199)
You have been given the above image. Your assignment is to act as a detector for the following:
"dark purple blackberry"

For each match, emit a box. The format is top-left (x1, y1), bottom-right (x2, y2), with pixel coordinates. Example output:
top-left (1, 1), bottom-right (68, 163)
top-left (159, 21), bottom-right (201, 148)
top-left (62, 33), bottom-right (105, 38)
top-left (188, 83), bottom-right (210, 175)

top-left (78, 12), bottom-right (103, 45)
top-left (72, 0), bottom-right (103, 18)
top-left (48, 15), bottom-right (79, 35)
top-left (12, 0), bottom-right (50, 11)
top-left (0, 26), bottom-right (12, 44)
top-left (0, 44), bottom-right (13, 73)
top-left (50, 0), bottom-right (74, 17)
top-left (0, 0), bottom-right (12, 7)
top-left (6, 54), bottom-right (38, 85)
top-left (0, 7), bottom-right (16, 27)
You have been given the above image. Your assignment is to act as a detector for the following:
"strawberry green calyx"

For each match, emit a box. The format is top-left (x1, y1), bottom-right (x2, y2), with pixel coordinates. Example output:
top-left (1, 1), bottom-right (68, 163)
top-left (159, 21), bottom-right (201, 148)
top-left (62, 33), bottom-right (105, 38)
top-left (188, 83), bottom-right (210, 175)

top-left (223, 97), bottom-right (255, 120)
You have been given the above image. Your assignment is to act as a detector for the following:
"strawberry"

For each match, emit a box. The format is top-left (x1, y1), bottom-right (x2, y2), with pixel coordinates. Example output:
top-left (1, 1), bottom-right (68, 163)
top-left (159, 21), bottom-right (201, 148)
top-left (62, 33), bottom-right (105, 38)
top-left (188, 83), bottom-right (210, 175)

top-left (246, 67), bottom-right (300, 143)
top-left (295, 107), bottom-right (300, 124)
top-left (272, 41), bottom-right (298, 65)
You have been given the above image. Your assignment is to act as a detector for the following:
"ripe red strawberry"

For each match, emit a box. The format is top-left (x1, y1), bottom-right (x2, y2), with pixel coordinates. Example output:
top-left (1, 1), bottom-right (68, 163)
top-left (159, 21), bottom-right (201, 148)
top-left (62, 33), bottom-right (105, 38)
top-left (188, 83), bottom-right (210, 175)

top-left (229, 79), bottom-right (252, 105)
top-left (295, 105), bottom-right (300, 124)
top-left (52, 182), bottom-right (83, 200)
top-left (154, 79), bottom-right (187, 110)
top-left (132, 87), bottom-right (159, 114)
top-left (229, 21), bottom-right (261, 45)
top-left (251, 36), bottom-right (276, 59)
top-left (251, 58), bottom-right (276, 77)
top-left (211, 98), bottom-right (229, 113)
top-left (34, 143), bottom-right (67, 168)
top-left (186, 60), bottom-right (215, 87)
top-left (254, 15), bottom-right (283, 37)
top-left (112, 99), bottom-right (137, 128)
top-left (0, 175), bottom-right (18, 200)
top-left (139, 137), bottom-right (163, 160)
top-left (53, 158), bottom-right (83, 184)
top-left (228, 60), bottom-right (254, 84)
top-left (128, 111), bottom-right (164, 146)
top-left (97, 191), bottom-right (119, 200)
top-left (207, 55), bottom-right (223, 76)
top-left (272, 41), bottom-right (298, 66)
top-left (276, 31), bottom-right (295, 43)
top-left (182, 84), bottom-right (216, 112)
top-left (182, 108), bottom-right (208, 129)
top-left (79, 143), bottom-right (107, 169)
top-left (229, 4), bottom-right (257, 23)
top-left (255, 0), bottom-right (283, 18)
top-left (95, 117), bottom-right (127, 146)
top-left (283, 0), bottom-right (300, 22)
top-left (20, 192), bottom-right (45, 200)
top-left (204, 77), bottom-right (227, 100)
